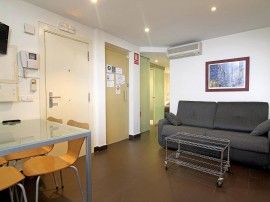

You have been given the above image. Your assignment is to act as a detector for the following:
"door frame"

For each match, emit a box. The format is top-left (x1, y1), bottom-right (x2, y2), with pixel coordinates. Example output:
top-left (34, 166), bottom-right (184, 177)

top-left (38, 22), bottom-right (93, 125)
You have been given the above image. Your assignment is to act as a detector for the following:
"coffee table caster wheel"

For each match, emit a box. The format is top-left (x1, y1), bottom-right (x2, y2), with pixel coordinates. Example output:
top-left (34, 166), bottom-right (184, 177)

top-left (224, 165), bottom-right (230, 172)
top-left (217, 178), bottom-right (223, 187)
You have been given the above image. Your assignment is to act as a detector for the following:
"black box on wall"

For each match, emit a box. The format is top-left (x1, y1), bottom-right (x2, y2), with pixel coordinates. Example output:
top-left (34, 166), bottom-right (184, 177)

top-left (0, 22), bottom-right (9, 55)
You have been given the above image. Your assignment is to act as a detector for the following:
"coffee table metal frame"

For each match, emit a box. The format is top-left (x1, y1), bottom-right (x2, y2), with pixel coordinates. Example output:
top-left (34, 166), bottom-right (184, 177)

top-left (165, 132), bottom-right (230, 187)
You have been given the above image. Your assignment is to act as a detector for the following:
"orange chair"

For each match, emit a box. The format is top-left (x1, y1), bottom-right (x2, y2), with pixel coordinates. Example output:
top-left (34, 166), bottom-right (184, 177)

top-left (0, 156), bottom-right (7, 166)
top-left (5, 117), bottom-right (62, 164)
top-left (22, 120), bottom-right (88, 202)
top-left (0, 157), bottom-right (28, 202)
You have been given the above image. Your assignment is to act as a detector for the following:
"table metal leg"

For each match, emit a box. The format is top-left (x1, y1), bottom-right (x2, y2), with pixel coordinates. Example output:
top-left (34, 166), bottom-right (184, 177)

top-left (85, 133), bottom-right (92, 202)
top-left (165, 138), bottom-right (168, 170)
top-left (227, 142), bottom-right (230, 169)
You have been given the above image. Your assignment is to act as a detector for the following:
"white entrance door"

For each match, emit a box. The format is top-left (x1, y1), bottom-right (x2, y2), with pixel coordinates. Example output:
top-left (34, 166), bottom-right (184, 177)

top-left (44, 32), bottom-right (89, 156)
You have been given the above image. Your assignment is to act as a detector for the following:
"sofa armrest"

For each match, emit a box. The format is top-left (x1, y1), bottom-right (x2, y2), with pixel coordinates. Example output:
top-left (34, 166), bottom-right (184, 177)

top-left (158, 118), bottom-right (171, 146)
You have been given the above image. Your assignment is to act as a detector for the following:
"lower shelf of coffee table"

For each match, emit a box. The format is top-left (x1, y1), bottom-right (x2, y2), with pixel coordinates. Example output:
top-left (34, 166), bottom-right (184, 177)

top-left (165, 150), bottom-right (229, 177)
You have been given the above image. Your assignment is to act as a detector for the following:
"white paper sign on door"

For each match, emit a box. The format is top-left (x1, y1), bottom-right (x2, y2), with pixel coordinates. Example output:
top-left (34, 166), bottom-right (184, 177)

top-left (116, 75), bottom-right (125, 85)
top-left (106, 73), bottom-right (114, 81)
top-left (107, 81), bottom-right (114, 88)
top-left (116, 67), bottom-right (122, 74)
top-left (116, 75), bottom-right (122, 85)
top-left (116, 84), bottom-right (121, 94)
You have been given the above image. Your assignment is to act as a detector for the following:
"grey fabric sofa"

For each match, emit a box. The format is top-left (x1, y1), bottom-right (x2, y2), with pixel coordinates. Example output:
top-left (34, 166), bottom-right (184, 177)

top-left (158, 101), bottom-right (270, 169)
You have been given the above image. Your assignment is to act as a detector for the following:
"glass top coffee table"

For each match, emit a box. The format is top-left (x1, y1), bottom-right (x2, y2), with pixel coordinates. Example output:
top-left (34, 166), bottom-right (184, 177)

top-left (165, 132), bottom-right (230, 187)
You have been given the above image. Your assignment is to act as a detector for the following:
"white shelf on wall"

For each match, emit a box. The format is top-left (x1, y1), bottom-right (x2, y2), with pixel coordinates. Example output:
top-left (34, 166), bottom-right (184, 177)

top-left (0, 45), bottom-right (19, 102)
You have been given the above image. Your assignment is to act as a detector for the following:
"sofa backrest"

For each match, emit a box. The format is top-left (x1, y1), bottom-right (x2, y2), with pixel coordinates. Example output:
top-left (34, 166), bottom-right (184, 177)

top-left (176, 101), bottom-right (217, 129)
top-left (214, 102), bottom-right (269, 132)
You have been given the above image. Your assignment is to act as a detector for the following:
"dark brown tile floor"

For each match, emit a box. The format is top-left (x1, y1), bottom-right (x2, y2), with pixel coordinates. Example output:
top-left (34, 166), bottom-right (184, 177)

top-left (1, 126), bottom-right (270, 202)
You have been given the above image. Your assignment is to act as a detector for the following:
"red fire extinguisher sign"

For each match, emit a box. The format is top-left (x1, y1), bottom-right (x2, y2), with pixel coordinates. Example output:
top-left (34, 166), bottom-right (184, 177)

top-left (134, 53), bottom-right (139, 65)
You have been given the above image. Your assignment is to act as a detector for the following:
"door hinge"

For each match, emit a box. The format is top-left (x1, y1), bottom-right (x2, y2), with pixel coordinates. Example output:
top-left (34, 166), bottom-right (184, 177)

top-left (87, 51), bottom-right (90, 61)
top-left (88, 93), bottom-right (90, 103)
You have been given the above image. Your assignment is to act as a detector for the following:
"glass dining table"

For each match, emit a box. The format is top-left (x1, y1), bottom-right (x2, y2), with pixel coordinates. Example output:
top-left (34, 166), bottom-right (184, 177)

top-left (0, 119), bottom-right (92, 202)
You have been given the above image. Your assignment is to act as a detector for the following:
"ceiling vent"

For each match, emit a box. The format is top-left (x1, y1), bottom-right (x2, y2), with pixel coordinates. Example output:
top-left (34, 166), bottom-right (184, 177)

top-left (167, 42), bottom-right (202, 59)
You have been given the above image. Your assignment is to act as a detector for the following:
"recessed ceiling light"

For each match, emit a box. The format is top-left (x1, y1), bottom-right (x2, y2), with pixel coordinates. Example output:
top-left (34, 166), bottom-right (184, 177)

top-left (91, 0), bottom-right (97, 3)
top-left (155, 59), bottom-right (159, 63)
top-left (144, 27), bottom-right (150, 33)
top-left (211, 6), bottom-right (217, 11)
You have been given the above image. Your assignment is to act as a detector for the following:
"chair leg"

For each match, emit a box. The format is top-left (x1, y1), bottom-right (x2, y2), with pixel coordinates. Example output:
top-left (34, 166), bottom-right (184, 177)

top-left (35, 176), bottom-right (41, 202)
top-left (9, 187), bottom-right (14, 202)
top-left (17, 183), bottom-right (28, 202)
top-left (19, 180), bottom-right (26, 202)
top-left (69, 166), bottom-right (85, 202)
top-left (14, 186), bottom-right (19, 202)
top-left (52, 172), bottom-right (59, 189)
top-left (60, 170), bottom-right (64, 188)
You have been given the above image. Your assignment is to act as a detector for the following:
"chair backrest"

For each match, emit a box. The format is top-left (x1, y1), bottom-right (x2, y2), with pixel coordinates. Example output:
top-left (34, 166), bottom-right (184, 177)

top-left (67, 120), bottom-right (89, 130)
top-left (47, 116), bottom-right (63, 124)
top-left (65, 120), bottom-right (89, 164)
top-left (0, 156), bottom-right (7, 166)
top-left (0, 166), bottom-right (25, 192)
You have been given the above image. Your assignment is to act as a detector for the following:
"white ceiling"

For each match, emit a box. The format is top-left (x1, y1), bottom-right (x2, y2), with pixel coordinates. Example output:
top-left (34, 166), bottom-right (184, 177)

top-left (23, 0), bottom-right (270, 68)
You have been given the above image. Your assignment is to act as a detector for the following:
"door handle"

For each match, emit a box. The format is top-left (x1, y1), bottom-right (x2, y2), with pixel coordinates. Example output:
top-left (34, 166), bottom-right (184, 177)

top-left (50, 96), bottom-right (61, 99)
top-left (49, 92), bottom-right (61, 108)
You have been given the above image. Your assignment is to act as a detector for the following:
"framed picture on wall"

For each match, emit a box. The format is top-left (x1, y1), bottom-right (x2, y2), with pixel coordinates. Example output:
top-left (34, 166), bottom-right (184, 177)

top-left (205, 57), bottom-right (250, 92)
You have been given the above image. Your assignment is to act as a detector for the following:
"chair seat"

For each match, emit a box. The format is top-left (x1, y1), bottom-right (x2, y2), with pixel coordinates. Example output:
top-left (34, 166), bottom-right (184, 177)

top-left (5, 146), bottom-right (53, 161)
top-left (23, 156), bottom-right (71, 177)
top-left (22, 120), bottom-right (88, 202)
top-left (0, 167), bottom-right (25, 191)
top-left (0, 156), bottom-right (7, 165)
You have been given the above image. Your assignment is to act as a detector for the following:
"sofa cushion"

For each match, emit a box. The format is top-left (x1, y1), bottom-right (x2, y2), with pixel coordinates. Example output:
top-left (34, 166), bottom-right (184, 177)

top-left (206, 130), bottom-right (269, 153)
top-left (176, 101), bottom-right (217, 129)
top-left (165, 112), bottom-right (181, 126)
top-left (162, 125), bottom-right (211, 136)
top-left (251, 119), bottom-right (270, 136)
top-left (214, 102), bottom-right (269, 132)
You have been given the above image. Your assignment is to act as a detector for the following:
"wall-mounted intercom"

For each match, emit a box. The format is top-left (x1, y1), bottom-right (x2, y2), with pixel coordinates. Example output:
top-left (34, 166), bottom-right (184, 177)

top-left (19, 50), bottom-right (39, 69)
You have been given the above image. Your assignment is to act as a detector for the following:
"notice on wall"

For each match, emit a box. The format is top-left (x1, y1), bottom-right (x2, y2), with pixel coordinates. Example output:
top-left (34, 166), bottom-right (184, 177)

top-left (107, 81), bottom-right (114, 88)
top-left (112, 66), bottom-right (116, 73)
top-left (106, 65), bottom-right (112, 73)
top-left (116, 67), bottom-right (122, 74)
top-left (106, 73), bottom-right (114, 81)
top-left (116, 84), bottom-right (121, 94)
top-left (121, 75), bottom-right (125, 84)
top-left (134, 53), bottom-right (139, 65)
top-left (116, 74), bottom-right (125, 85)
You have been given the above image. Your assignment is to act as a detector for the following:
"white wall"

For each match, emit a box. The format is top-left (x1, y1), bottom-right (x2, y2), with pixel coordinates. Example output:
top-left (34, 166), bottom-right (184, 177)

top-left (0, 0), bottom-right (94, 121)
top-left (164, 72), bottom-right (170, 103)
top-left (170, 27), bottom-right (270, 117)
top-left (0, 0), bottom-right (141, 147)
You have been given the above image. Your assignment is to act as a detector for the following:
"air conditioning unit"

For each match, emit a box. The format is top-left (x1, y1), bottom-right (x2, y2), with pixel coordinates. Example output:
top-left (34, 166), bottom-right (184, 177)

top-left (167, 42), bottom-right (202, 59)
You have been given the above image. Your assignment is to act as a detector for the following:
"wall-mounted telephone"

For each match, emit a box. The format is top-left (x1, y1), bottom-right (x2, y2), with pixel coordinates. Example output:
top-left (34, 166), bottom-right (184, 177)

top-left (19, 50), bottom-right (39, 69)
